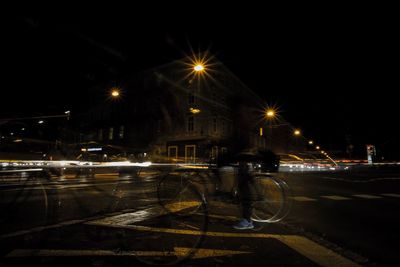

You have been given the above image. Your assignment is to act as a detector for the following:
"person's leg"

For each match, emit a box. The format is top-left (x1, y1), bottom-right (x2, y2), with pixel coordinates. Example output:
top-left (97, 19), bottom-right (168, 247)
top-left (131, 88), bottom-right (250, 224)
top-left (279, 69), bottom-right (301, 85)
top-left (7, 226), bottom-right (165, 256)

top-left (239, 177), bottom-right (253, 221)
top-left (234, 162), bottom-right (254, 229)
top-left (211, 168), bottom-right (222, 193)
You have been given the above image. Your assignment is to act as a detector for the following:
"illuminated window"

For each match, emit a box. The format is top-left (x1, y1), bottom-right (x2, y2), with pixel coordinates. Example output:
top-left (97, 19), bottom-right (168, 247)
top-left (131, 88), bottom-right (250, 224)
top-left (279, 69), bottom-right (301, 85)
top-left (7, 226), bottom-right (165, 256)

top-left (185, 145), bottom-right (196, 163)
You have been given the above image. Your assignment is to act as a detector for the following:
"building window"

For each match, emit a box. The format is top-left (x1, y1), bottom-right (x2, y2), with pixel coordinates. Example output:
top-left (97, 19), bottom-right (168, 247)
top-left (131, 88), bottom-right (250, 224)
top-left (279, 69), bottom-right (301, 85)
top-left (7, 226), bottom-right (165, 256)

top-left (188, 116), bottom-right (194, 132)
top-left (98, 129), bottom-right (103, 141)
top-left (188, 92), bottom-right (195, 104)
top-left (213, 117), bottom-right (217, 132)
top-left (185, 145), bottom-right (196, 163)
top-left (168, 146), bottom-right (178, 160)
top-left (119, 125), bottom-right (125, 139)
top-left (211, 146), bottom-right (218, 159)
top-left (109, 127), bottom-right (114, 140)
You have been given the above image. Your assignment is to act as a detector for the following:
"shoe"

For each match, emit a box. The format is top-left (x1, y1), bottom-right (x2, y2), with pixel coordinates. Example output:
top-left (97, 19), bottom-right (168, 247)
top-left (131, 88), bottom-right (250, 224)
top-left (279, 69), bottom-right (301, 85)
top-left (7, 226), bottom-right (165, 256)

top-left (233, 219), bottom-right (254, 230)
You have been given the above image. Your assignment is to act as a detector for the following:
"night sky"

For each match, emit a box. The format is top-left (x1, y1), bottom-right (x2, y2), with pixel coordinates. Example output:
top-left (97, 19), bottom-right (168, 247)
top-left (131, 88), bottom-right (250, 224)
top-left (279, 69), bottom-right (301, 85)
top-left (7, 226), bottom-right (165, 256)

top-left (3, 10), bottom-right (398, 157)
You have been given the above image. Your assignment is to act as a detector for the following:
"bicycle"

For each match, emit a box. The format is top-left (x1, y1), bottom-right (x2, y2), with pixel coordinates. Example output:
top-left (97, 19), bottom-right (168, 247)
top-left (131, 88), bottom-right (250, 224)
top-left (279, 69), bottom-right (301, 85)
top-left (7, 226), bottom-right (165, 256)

top-left (87, 165), bottom-right (209, 266)
top-left (1, 164), bottom-right (208, 266)
top-left (157, 162), bottom-right (292, 225)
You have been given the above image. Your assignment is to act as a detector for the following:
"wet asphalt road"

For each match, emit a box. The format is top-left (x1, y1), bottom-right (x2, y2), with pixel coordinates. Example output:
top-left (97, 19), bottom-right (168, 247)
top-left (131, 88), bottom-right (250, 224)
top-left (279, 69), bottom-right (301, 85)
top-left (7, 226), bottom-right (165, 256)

top-left (1, 167), bottom-right (399, 266)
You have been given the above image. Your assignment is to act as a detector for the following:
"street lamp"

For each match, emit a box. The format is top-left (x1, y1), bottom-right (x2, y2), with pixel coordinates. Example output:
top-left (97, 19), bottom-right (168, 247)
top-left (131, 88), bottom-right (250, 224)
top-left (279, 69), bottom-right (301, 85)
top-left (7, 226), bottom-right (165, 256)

top-left (194, 64), bottom-right (205, 72)
top-left (294, 129), bottom-right (301, 136)
top-left (266, 109), bottom-right (275, 118)
top-left (111, 89), bottom-right (120, 98)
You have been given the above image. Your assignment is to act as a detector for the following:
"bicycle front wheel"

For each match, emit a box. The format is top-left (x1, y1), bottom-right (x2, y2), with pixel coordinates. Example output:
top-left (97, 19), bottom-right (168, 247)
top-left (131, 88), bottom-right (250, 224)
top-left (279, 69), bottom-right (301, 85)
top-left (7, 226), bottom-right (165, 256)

top-left (124, 182), bottom-right (208, 266)
top-left (251, 175), bottom-right (292, 223)
top-left (157, 171), bottom-right (205, 216)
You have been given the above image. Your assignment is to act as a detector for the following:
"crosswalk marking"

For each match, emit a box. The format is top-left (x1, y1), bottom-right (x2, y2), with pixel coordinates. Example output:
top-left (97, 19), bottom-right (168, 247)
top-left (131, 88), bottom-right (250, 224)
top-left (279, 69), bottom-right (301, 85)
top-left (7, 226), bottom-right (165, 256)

top-left (84, 223), bottom-right (361, 267)
top-left (292, 196), bottom-right (317, 202)
top-left (320, 195), bottom-right (351, 201)
top-left (88, 208), bottom-right (159, 226)
top-left (88, 201), bottom-right (202, 226)
top-left (352, 194), bottom-right (382, 199)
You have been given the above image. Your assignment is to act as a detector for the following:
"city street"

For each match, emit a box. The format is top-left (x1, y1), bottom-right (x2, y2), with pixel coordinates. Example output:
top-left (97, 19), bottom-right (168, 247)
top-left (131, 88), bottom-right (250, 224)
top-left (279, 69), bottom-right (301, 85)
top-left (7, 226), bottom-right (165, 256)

top-left (1, 167), bottom-right (400, 266)
top-left (3, 11), bottom-right (399, 267)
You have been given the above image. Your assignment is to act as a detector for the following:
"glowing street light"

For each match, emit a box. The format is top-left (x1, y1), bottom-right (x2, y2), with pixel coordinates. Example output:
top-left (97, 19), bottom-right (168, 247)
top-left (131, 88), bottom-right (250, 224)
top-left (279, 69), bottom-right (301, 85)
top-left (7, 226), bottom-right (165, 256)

top-left (316, 146), bottom-right (320, 150)
top-left (308, 140), bottom-right (314, 145)
top-left (194, 64), bottom-right (205, 72)
top-left (294, 129), bottom-right (301, 136)
top-left (189, 107), bottom-right (201, 114)
top-left (111, 89), bottom-right (120, 98)
top-left (266, 109), bottom-right (275, 118)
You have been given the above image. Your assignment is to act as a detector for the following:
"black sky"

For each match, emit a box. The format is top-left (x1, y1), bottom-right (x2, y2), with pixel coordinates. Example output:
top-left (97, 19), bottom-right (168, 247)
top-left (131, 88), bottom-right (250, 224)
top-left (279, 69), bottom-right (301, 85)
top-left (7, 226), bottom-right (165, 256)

top-left (2, 10), bottom-right (398, 154)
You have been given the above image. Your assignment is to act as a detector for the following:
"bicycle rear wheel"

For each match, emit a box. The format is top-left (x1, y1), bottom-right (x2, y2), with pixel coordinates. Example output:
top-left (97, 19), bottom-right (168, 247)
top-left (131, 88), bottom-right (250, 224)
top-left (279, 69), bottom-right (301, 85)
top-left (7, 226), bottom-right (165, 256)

top-left (251, 175), bottom-right (292, 223)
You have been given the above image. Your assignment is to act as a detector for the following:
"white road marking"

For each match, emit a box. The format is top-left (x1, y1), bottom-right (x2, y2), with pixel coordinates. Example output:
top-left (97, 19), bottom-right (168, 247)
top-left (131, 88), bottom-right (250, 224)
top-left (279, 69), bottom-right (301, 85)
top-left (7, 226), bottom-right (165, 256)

top-left (88, 201), bottom-right (201, 226)
top-left (83, 223), bottom-right (362, 267)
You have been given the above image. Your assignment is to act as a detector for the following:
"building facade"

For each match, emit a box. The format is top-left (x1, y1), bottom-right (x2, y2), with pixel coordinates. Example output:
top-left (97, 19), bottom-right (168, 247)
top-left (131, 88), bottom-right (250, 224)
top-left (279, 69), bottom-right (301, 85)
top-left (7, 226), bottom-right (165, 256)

top-left (78, 56), bottom-right (272, 162)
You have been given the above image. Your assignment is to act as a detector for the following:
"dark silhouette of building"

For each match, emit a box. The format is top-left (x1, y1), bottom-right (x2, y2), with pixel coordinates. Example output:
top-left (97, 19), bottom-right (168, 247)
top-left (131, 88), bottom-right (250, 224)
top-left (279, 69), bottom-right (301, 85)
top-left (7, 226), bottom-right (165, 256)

top-left (77, 55), bottom-right (299, 162)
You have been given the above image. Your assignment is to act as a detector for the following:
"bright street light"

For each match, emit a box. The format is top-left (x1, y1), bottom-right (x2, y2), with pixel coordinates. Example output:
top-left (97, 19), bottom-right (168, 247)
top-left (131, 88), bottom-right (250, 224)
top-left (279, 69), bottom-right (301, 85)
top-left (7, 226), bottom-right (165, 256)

top-left (266, 109), bottom-right (275, 118)
top-left (294, 129), bottom-right (301, 136)
top-left (194, 64), bottom-right (205, 72)
top-left (308, 140), bottom-right (314, 145)
top-left (111, 90), bottom-right (120, 97)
